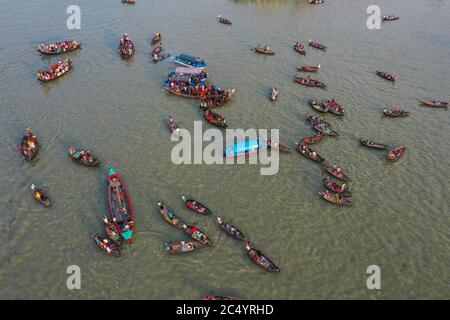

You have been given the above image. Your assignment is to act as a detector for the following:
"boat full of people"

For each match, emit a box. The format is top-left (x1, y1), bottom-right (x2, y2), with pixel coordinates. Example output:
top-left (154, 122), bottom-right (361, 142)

top-left (119, 33), bottom-right (134, 59)
top-left (37, 40), bottom-right (81, 55)
top-left (37, 59), bottom-right (71, 82)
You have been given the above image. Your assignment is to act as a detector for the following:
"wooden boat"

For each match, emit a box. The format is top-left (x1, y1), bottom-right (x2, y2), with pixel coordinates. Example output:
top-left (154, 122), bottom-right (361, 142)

top-left (168, 116), bottom-right (180, 134)
top-left (152, 52), bottom-right (169, 62)
top-left (182, 195), bottom-right (212, 215)
top-left (313, 124), bottom-right (339, 136)
top-left (37, 59), bottom-right (71, 82)
top-left (297, 65), bottom-right (320, 73)
top-left (119, 35), bottom-right (134, 59)
top-left (293, 42), bottom-right (305, 55)
top-left (387, 145), bottom-right (406, 161)
top-left (421, 100), bottom-right (449, 108)
top-left (92, 236), bottom-right (120, 257)
top-left (216, 217), bottom-right (246, 241)
top-left (295, 77), bottom-right (326, 88)
top-left (305, 113), bottom-right (331, 127)
top-left (359, 138), bottom-right (387, 150)
top-left (383, 108), bottom-right (409, 117)
top-left (157, 202), bottom-right (184, 228)
top-left (122, 0), bottom-right (135, 4)
top-left (324, 165), bottom-right (351, 181)
top-left (309, 0), bottom-right (324, 4)
top-left (270, 88), bottom-right (279, 101)
top-left (323, 100), bottom-right (344, 116)
top-left (151, 45), bottom-right (163, 56)
top-left (376, 71), bottom-right (397, 81)
top-left (254, 46), bottom-right (274, 55)
top-left (383, 15), bottom-right (399, 21)
top-left (102, 216), bottom-right (122, 245)
top-left (218, 15), bottom-right (232, 25)
top-left (309, 100), bottom-right (328, 112)
top-left (319, 191), bottom-right (352, 205)
top-left (265, 139), bottom-right (291, 152)
top-left (308, 39), bottom-right (327, 50)
top-left (244, 241), bottom-right (280, 273)
top-left (68, 147), bottom-right (99, 166)
top-left (303, 133), bottom-right (324, 145)
top-left (181, 224), bottom-right (212, 245)
top-left (107, 167), bottom-right (134, 243)
top-left (165, 240), bottom-right (204, 253)
top-left (174, 54), bottom-right (207, 69)
top-left (31, 184), bottom-right (50, 207)
top-left (19, 128), bottom-right (39, 161)
top-left (37, 40), bottom-right (81, 55)
top-left (224, 140), bottom-right (268, 158)
top-left (204, 108), bottom-right (227, 128)
top-left (296, 143), bottom-right (325, 163)
top-left (203, 295), bottom-right (239, 300)
top-left (323, 178), bottom-right (351, 195)
top-left (151, 32), bottom-right (161, 45)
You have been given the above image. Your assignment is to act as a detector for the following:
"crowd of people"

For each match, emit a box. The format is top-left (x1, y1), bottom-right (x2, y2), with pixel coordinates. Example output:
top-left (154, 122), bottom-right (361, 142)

top-left (119, 33), bottom-right (134, 58)
top-left (38, 40), bottom-right (80, 54)
top-left (36, 59), bottom-right (70, 81)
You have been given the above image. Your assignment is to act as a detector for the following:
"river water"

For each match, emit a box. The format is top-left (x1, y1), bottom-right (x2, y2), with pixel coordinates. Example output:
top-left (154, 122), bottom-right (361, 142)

top-left (0, 0), bottom-right (449, 299)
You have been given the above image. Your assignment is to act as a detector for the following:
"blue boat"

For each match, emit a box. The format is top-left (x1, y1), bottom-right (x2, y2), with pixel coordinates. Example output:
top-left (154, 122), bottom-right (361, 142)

top-left (224, 140), bottom-right (268, 157)
top-left (174, 54), bottom-right (207, 69)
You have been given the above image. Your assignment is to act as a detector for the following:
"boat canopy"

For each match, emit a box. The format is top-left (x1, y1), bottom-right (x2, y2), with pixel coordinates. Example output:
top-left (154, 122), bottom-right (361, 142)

top-left (178, 54), bottom-right (200, 63)
top-left (175, 67), bottom-right (204, 75)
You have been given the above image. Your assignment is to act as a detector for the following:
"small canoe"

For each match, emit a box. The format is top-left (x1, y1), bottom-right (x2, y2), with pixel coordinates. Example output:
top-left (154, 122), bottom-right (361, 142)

top-left (19, 128), bottom-right (39, 161)
top-left (37, 41), bottom-right (81, 55)
top-left (359, 138), bottom-right (387, 150)
top-left (270, 88), bottom-right (279, 101)
top-left (103, 216), bottom-right (122, 245)
top-left (165, 240), bottom-right (204, 253)
top-left (217, 217), bottom-right (246, 240)
top-left (152, 52), bottom-right (169, 62)
top-left (181, 224), bottom-right (212, 245)
top-left (203, 295), bottom-right (239, 300)
top-left (323, 178), bottom-right (351, 195)
top-left (309, 100), bottom-right (328, 113)
top-left (313, 124), bottom-right (339, 136)
top-left (204, 108), bottom-right (227, 128)
top-left (421, 100), bottom-right (448, 108)
top-left (295, 77), bottom-right (326, 88)
top-left (297, 65), bottom-right (320, 73)
top-left (107, 167), bottom-right (134, 243)
top-left (182, 195), bottom-right (212, 215)
top-left (387, 145), bottom-right (406, 161)
top-left (293, 42), bottom-right (305, 55)
top-left (323, 100), bottom-right (344, 116)
top-left (122, 0), bottom-right (135, 4)
top-left (37, 59), bottom-right (71, 82)
top-left (254, 46), bottom-right (274, 55)
top-left (296, 143), bottom-right (325, 163)
top-left (305, 113), bottom-right (331, 127)
top-left (303, 133), bottom-right (324, 145)
top-left (324, 165), bottom-right (351, 181)
top-left (151, 32), bottom-right (161, 45)
top-left (218, 15), bottom-right (232, 25)
top-left (224, 139), bottom-right (268, 158)
top-left (265, 139), bottom-right (291, 152)
top-left (383, 108), bottom-right (409, 117)
top-left (157, 202), bottom-right (184, 228)
top-left (309, 0), bottom-right (324, 4)
top-left (308, 39), bottom-right (327, 50)
top-left (245, 241), bottom-right (280, 273)
top-left (119, 35), bottom-right (134, 59)
top-left (319, 191), bottom-right (352, 205)
top-left (376, 71), bottom-right (397, 81)
top-left (151, 45), bottom-right (162, 56)
top-left (168, 116), bottom-right (180, 134)
top-left (92, 236), bottom-right (120, 257)
top-left (383, 15), bottom-right (399, 21)
top-left (31, 184), bottom-right (51, 207)
top-left (68, 147), bottom-right (99, 166)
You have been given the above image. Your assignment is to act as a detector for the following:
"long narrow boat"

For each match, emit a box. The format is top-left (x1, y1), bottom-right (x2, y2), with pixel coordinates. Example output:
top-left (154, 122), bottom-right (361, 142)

top-left (224, 140), bottom-right (268, 157)
top-left (151, 32), bottom-right (161, 45)
top-left (37, 59), bottom-right (71, 82)
top-left (182, 195), bottom-right (212, 215)
top-left (218, 15), bottom-right (232, 25)
top-left (103, 216), bottom-right (122, 245)
top-left (319, 191), bottom-right (352, 205)
top-left (323, 178), bottom-right (351, 195)
top-left (383, 15), bottom-right (399, 21)
top-left (313, 124), bottom-right (339, 136)
top-left (323, 100), bottom-right (344, 116)
top-left (245, 241), bottom-right (280, 273)
top-left (107, 167), bottom-right (134, 243)
top-left (376, 71), bottom-right (397, 81)
top-left (181, 224), bottom-right (212, 245)
top-left (387, 145), bottom-right (406, 161)
top-left (359, 138), bottom-right (387, 150)
top-left (295, 143), bottom-right (325, 163)
top-left (383, 108), bottom-right (409, 117)
top-left (38, 41), bottom-right (81, 55)
top-left (122, 0), bottom-right (136, 4)
top-left (309, 100), bottom-right (328, 112)
top-left (157, 201), bottom-right (184, 228)
top-left (93, 236), bottom-right (121, 256)
top-left (295, 77), bottom-right (326, 88)
top-left (165, 240), bottom-right (204, 253)
top-left (305, 113), bottom-right (331, 127)
top-left (293, 42), bottom-right (305, 55)
top-left (253, 46), bottom-right (274, 55)
top-left (421, 100), bottom-right (448, 108)
top-left (203, 295), bottom-right (239, 300)
top-left (323, 165), bottom-right (351, 181)
top-left (174, 54), bottom-right (207, 69)
top-left (168, 116), bottom-right (180, 134)
top-left (308, 39), bottom-right (327, 50)
top-left (31, 184), bottom-right (51, 207)
top-left (303, 133), bottom-right (324, 145)
top-left (19, 128), bottom-right (39, 161)
top-left (68, 148), bottom-right (99, 166)
top-left (265, 139), bottom-right (291, 152)
top-left (297, 65), bottom-right (320, 73)
top-left (217, 217), bottom-right (246, 240)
